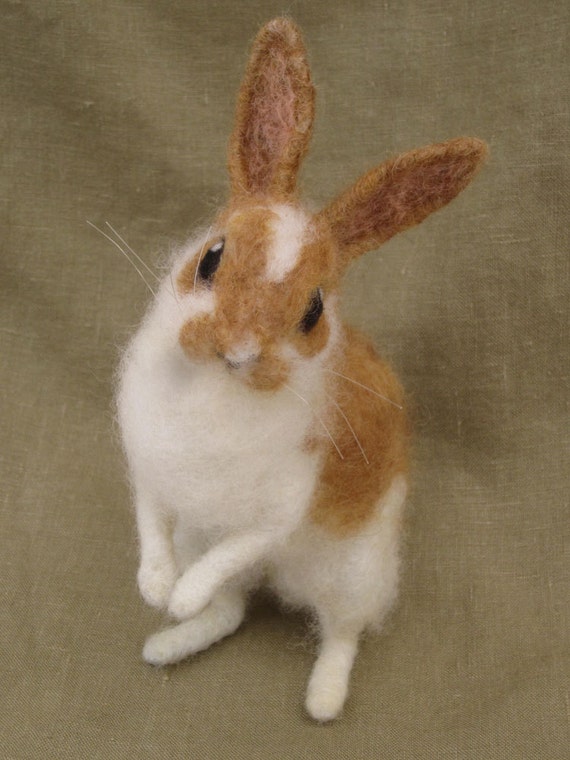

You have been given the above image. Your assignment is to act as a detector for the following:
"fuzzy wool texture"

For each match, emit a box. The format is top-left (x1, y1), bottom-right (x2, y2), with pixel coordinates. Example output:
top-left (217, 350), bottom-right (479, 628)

top-left (117, 17), bottom-right (486, 722)
top-left (228, 19), bottom-right (315, 200)
top-left (319, 137), bottom-right (488, 265)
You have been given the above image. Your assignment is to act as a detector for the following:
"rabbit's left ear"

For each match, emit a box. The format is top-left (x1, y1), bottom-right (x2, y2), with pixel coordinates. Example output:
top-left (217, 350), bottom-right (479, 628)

top-left (228, 18), bottom-right (315, 201)
top-left (318, 137), bottom-right (488, 267)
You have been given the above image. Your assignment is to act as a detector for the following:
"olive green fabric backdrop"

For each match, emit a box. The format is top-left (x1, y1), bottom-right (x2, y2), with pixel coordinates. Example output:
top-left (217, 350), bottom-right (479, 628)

top-left (2, 1), bottom-right (568, 758)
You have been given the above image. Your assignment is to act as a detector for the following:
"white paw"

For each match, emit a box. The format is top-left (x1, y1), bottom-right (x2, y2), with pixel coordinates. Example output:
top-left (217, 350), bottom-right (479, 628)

top-left (305, 681), bottom-right (348, 723)
top-left (167, 573), bottom-right (212, 621)
top-left (137, 559), bottom-right (178, 610)
top-left (143, 628), bottom-right (186, 666)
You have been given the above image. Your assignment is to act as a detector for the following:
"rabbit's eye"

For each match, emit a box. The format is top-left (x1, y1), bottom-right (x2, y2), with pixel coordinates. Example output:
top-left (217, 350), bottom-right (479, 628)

top-left (300, 289), bottom-right (323, 334)
top-left (198, 240), bottom-right (224, 283)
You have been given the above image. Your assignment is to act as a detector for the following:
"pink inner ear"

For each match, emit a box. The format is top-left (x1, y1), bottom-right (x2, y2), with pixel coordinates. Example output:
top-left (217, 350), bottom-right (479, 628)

top-left (359, 162), bottom-right (461, 238)
top-left (243, 50), bottom-right (297, 193)
top-left (329, 141), bottom-right (487, 258)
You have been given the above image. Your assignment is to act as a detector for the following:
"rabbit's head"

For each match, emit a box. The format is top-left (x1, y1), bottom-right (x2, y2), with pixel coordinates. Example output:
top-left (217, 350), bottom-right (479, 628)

top-left (174, 18), bottom-right (487, 392)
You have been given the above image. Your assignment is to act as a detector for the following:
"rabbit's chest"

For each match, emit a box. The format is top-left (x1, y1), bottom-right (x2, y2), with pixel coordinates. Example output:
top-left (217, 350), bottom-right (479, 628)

top-left (119, 350), bottom-right (319, 528)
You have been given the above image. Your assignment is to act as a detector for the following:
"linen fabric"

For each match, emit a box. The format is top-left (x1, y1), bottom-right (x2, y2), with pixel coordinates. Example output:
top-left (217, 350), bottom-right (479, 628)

top-left (1, 1), bottom-right (568, 757)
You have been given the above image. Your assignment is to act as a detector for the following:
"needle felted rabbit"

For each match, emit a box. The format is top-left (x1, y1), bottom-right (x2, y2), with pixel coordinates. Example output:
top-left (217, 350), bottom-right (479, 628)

top-left (117, 18), bottom-right (487, 721)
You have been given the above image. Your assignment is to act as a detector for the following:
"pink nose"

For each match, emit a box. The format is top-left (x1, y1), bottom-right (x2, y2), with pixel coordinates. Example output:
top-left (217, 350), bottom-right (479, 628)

top-left (216, 336), bottom-right (261, 370)
top-left (220, 354), bottom-right (258, 370)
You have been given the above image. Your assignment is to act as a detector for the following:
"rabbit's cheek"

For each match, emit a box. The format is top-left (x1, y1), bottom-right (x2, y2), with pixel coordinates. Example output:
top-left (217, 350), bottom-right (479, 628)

top-left (179, 315), bottom-right (217, 361)
top-left (246, 352), bottom-right (289, 392)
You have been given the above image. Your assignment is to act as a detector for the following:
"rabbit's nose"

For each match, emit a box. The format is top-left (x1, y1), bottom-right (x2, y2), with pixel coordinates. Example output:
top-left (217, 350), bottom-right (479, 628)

top-left (217, 335), bottom-right (261, 370)
top-left (217, 351), bottom-right (260, 371)
top-left (221, 355), bottom-right (257, 371)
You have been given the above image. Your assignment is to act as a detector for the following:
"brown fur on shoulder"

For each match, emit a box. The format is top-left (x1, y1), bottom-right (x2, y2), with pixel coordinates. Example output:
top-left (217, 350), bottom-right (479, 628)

top-left (309, 327), bottom-right (410, 536)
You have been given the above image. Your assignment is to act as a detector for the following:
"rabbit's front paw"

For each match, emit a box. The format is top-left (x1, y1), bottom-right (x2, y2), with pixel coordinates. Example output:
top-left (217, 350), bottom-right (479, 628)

top-left (138, 558), bottom-right (178, 609)
top-left (167, 570), bottom-right (212, 621)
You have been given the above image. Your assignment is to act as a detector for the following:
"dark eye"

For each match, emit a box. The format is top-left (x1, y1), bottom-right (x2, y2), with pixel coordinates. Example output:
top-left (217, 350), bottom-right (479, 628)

top-left (300, 289), bottom-right (323, 334)
top-left (198, 240), bottom-right (224, 283)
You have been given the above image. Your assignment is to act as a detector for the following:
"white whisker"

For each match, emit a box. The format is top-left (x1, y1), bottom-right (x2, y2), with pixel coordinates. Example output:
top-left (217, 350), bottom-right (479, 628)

top-left (166, 270), bottom-right (187, 317)
top-left (169, 270), bottom-right (180, 303)
top-left (105, 222), bottom-right (161, 282)
top-left (106, 222), bottom-right (183, 314)
top-left (284, 384), bottom-right (344, 460)
top-left (86, 219), bottom-right (156, 298)
top-left (326, 369), bottom-right (403, 410)
top-left (325, 393), bottom-right (369, 465)
top-left (194, 226), bottom-right (213, 294)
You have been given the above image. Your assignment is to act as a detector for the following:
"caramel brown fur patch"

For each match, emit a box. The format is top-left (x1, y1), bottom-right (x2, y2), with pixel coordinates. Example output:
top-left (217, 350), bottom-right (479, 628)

top-left (308, 327), bottom-right (410, 536)
top-left (284, 232), bottom-right (338, 359)
top-left (178, 313), bottom-right (218, 362)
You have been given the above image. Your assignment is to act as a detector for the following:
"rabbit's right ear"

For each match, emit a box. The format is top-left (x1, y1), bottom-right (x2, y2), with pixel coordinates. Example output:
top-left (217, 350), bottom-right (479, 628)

top-left (228, 18), bottom-right (315, 201)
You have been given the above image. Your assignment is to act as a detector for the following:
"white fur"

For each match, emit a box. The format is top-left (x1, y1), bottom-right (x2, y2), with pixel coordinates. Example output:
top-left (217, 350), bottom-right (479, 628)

top-left (265, 204), bottom-right (310, 282)
top-left (143, 589), bottom-right (246, 665)
top-left (118, 267), bottom-right (331, 618)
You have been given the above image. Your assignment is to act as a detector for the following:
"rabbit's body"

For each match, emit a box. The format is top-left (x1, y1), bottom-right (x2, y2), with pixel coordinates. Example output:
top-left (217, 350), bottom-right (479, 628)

top-left (119, 252), bottom-right (407, 721)
top-left (116, 18), bottom-right (486, 721)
